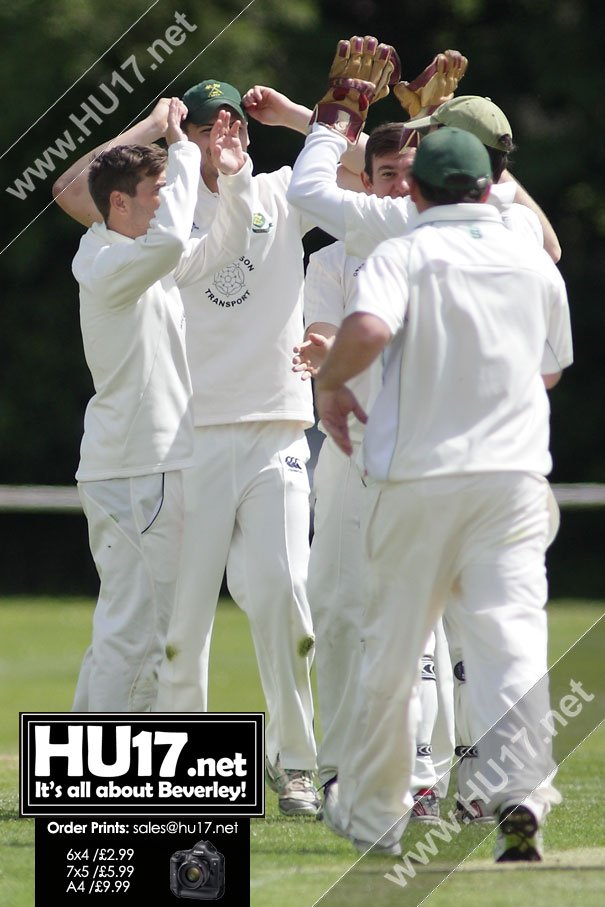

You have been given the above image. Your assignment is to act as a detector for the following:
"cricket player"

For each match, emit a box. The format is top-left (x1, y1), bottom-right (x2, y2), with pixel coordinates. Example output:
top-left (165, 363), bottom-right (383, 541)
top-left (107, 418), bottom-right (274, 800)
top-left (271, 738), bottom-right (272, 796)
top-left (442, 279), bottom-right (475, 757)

top-left (56, 78), bottom-right (370, 813)
top-left (154, 80), bottom-right (376, 817)
top-left (314, 126), bottom-right (572, 860)
top-left (287, 38), bottom-right (565, 822)
top-left (61, 99), bottom-right (254, 711)
top-left (151, 80), bottom-right (320, 815)
top-left (294, 123), bottom-right (454, 821)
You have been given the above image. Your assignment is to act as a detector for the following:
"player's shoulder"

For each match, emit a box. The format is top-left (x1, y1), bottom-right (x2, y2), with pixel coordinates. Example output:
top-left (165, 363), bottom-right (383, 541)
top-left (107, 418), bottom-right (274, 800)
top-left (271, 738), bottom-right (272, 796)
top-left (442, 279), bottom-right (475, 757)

top-left (307, 239), bottom-right (347, 269)
top-left (485, 221), bottom-right (566, 292)
top-left (369, 233), bottom-right (412, 262)
top-left (72, 223), bottom-right (107, 271)
top-left (251, 165), bottom-right (292, 194)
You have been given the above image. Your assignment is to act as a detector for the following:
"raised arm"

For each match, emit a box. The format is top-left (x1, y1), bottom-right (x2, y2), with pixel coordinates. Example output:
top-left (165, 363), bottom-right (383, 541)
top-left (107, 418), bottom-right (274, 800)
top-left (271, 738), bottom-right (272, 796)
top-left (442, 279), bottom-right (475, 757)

top-left (242, 84), bottom-right (311, 135)
top-left (52, 98), bottom-right (172, 227)
top-left (242, 83), bottom-right (367, 189)
top-left (78, 100), bottom-right (202, 306)
top-left (499, 170), bottom-right (561, 263)
top-left (174, 110), bottom-right (254, 286)
top-left (288, 126), bottom-right (350, 238)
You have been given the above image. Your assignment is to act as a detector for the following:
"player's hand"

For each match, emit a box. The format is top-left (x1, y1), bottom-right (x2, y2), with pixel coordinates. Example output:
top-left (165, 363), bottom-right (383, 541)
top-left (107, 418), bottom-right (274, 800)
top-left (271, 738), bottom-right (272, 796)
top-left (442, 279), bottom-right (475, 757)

top-left (242, 86), bottom-right (292, 127)
top-left (209, 110), bottom-right (247, 175)
top-left (394, 50), bottom-right (467, 119)
top-left (165, 97), bottom-right (189, 145)
top-left (292, 333), bottom-right (334, 380)
top-left (311, 35), bottom-right (400, 143)
top-left (316, 385), bottom-right (367, 457)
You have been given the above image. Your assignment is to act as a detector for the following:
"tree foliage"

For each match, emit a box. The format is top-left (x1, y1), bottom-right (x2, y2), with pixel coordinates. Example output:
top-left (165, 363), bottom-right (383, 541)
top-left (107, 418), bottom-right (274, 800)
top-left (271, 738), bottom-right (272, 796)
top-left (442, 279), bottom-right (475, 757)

top-left (0, 0), bottom-right (602, 484)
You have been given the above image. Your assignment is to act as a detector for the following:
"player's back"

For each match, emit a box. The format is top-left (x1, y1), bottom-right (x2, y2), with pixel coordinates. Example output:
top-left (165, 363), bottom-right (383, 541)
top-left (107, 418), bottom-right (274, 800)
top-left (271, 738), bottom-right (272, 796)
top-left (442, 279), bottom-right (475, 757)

top-left (361, 205), bottom-right (571, 482)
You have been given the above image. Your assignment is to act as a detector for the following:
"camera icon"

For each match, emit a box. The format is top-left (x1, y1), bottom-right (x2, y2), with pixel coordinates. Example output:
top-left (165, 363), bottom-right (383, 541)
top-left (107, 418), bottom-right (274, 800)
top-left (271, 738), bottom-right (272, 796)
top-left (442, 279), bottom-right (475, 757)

top-left (170, 840), bottom-right (225, 900)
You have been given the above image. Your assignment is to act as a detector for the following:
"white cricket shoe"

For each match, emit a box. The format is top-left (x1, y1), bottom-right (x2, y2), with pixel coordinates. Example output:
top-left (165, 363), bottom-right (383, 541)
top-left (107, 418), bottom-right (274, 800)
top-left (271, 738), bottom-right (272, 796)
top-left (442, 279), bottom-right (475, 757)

top-left (454, 798), bottom-right (495, 825)
top-left (410, 788), bottom-right (441, 824)
top-left (265, 757), bottom-right (320, 816)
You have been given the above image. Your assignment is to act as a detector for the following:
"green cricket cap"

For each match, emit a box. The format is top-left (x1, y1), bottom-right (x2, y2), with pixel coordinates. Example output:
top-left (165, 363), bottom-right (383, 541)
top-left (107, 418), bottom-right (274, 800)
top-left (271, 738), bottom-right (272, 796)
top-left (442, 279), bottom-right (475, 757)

top-left (182, 79), bottom-right (245, 125)
top-left (405, 96), bottom-right (513, 152)
top-left (411, 126), bottom-right (492, 193)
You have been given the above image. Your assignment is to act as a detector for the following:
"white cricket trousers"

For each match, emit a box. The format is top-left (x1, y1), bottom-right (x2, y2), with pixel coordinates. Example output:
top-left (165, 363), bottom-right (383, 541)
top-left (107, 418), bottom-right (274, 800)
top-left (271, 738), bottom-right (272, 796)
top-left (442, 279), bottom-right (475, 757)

top-left (338, 472), bottom-right (561, 848)
top-left (307, 436), bottom-right (367, 786)
top-left (73, 471), bottom-right (184, 712)
top-left (444, 481), bottom-right (560, 809)
top-left (155, 422), bottom-right (317, 770)
top-left (309, 437), bottom-right (454, 791)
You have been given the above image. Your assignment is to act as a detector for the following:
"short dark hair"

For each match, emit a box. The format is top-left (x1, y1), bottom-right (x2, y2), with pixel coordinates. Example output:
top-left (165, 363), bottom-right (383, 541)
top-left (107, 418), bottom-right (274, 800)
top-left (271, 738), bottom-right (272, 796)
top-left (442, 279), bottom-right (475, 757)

top-left (413, 174), bottom-right (488, 205)
top-left (88, 144), bottom-right (167, 222)
top-left (364, 122), bottom-right (411, 179)
top-left (486, 144), bottom-right (514, 182)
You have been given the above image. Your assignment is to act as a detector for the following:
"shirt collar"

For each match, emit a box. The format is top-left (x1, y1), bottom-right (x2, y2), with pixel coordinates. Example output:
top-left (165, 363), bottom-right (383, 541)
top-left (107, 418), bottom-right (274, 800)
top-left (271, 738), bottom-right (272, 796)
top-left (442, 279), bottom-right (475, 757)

top-left (413, 203), bottom-right (504, 229)
top-left (90, 221), bottom-right (134, 244)
top-left (488, 180), bottom-right (517, 208)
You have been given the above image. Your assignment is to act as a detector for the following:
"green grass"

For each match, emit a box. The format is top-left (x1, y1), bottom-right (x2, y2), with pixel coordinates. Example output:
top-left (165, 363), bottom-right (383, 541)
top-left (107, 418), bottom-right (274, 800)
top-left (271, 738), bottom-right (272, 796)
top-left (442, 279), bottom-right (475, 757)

top-left (0, 597), bottom-right (604, 906)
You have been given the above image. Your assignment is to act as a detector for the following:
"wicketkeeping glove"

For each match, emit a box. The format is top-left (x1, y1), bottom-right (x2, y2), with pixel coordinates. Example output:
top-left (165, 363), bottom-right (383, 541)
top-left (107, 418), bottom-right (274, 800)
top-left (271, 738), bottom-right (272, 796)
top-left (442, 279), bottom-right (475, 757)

top-left (310, 35), bottom-right (401, 143)
top-left (393, 49), bottom-right (468, 120)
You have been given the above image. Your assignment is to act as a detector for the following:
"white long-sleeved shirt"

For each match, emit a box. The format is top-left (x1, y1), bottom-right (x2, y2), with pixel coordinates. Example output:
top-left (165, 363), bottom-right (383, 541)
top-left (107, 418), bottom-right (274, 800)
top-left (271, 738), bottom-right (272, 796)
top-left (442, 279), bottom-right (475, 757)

top-left (73, 141), bottom-right (254, 480)
top-left (304, 240), bottom-right (380, 446)
top-left (179, 166), bottom-right (315, 427)
top-left (287, 124), bottom-right (543, 258)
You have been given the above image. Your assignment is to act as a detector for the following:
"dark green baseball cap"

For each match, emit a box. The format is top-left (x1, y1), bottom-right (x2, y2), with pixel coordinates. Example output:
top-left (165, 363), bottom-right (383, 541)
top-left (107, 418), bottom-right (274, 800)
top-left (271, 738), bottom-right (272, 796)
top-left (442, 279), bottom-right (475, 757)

top-left (411, 126), bottom-right (492, 193)
top-left (182, 79), bottom-right (245, 125)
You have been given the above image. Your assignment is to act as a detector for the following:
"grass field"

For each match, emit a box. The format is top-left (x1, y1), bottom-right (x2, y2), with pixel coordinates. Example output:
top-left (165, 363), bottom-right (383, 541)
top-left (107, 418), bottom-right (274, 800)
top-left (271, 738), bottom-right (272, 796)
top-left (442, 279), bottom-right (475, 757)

top-left (0, 596), bottom-right (604, 906)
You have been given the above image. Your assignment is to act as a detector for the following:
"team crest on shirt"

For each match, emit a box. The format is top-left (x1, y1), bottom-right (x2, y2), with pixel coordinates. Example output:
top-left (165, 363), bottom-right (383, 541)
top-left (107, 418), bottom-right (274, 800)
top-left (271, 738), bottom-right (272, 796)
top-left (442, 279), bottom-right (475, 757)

top-left (251, 211), bottom-right (273, 233)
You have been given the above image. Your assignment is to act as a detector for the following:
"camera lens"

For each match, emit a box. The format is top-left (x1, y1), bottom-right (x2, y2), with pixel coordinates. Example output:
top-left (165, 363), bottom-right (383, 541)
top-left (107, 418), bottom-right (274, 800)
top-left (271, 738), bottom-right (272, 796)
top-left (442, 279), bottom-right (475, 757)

top-left (178, 859), bottom-right (209, 889)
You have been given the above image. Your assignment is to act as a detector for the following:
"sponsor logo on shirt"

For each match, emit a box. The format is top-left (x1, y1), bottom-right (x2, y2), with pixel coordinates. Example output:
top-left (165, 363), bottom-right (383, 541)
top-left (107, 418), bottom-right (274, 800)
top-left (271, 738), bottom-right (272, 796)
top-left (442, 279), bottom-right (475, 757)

top-left (285, 456), bottom-right (303, 471)
top-left (206, 256), bottom-right (256, 308)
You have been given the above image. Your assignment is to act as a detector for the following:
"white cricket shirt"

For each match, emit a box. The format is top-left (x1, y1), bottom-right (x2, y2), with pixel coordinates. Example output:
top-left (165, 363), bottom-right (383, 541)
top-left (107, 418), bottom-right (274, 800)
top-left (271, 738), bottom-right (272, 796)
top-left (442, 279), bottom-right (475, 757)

top-left (304, 240), bottom-right (381, 445)
top-left (287, 125), bottom-right (543, 257)
top-left (351, 204), bottom-right (573, 481)
top-left (181, 166), bottom-right (315, 427)
top-left (73, 142), bottom-right (255, 481)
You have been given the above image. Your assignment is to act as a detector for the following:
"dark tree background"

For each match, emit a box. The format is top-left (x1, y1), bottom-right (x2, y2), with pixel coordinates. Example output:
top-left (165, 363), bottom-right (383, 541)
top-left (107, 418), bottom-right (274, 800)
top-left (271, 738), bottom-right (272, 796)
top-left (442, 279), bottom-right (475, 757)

top-left (0, 0), bottom-right (603, 593)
